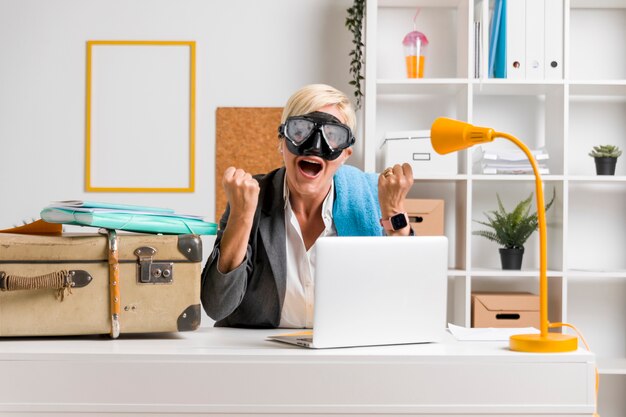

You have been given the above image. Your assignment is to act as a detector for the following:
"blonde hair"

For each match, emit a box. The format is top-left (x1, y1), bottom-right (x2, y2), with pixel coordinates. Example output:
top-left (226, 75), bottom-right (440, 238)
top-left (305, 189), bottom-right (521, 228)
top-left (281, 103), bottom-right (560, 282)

top-left (281, 84), bottom-right (357, 133)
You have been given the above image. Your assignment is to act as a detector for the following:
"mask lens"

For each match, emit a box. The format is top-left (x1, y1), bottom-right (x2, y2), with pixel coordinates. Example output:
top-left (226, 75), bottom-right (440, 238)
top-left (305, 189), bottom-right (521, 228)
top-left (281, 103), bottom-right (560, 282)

top-left (285, 119), bottom-right (315, 145)
top-left (322, 124), bottom-right (350, 149)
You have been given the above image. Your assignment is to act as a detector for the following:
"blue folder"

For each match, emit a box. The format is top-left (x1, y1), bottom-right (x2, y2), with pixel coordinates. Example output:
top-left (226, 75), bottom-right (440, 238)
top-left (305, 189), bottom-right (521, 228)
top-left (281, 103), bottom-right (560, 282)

top-left (41, 207), bottom-right (217, 235)
top-left (488, 0), bottom-right (504, 78)
top-left (493, 0), bottom-right (507, 78)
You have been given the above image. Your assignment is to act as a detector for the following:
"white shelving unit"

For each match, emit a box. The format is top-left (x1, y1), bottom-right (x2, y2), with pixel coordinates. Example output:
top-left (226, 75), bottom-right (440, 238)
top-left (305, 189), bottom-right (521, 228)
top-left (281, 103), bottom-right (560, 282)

top-left (363, 0), bottom-right (625, 415)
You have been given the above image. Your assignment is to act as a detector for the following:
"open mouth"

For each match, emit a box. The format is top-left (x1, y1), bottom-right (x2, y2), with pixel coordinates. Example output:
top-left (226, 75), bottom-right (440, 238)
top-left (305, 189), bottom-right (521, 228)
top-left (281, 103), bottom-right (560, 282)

top-left (298, 159), bottom-right (323, 177)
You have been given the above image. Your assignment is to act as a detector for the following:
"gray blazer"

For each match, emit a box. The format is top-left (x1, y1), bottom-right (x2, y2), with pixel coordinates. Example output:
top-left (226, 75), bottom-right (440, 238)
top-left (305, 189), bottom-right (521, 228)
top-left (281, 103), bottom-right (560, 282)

top-left (201, 167), bottom-right (287, 328)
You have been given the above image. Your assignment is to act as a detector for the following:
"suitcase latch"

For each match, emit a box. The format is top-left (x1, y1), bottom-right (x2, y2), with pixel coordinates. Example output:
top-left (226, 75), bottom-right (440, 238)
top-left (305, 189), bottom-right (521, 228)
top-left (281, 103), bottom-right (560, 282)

top-left (134, 247), bottom-right (173, 284)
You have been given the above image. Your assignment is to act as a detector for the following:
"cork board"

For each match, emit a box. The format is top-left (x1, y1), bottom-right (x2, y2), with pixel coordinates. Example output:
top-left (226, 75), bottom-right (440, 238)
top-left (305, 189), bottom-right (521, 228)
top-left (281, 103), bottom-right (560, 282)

top-left (215, 107), bottom-right (284, 222)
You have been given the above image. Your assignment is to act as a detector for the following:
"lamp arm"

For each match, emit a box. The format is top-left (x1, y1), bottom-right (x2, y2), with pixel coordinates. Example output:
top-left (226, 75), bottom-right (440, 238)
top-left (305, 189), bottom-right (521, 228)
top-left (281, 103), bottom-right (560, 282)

top-left (495, 132), bottom-right (548, 337)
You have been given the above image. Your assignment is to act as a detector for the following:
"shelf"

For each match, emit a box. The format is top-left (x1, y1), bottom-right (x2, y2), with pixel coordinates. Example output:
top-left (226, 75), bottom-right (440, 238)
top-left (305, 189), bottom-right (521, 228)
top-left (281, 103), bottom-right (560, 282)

top-left (567, 270), bottom-right (626, 279)
top-left (568, 176), bottom-right (626, 183)
top-left (472, 79), bottom-right (564, 96)
top-left (469, 268), bottom-right (564, 277)
top-left (569, 81), bottom-right (626, 96)
top-left (597, 357), bottom-right (626, 375)
top-left (570, 0), bottom-right (626, 9)
top-left (377, 79), bottom-right (468, 95)
top-left (472, 175), bottom-right (564, 181)
top-left (414, 174), bottom-right (468, 181)
top-left (374, 172), bottom-right (469, 181)
top-left (367, 3), bottom-right (626, 412)
top-left (378, 0), bottom-right (463, 8)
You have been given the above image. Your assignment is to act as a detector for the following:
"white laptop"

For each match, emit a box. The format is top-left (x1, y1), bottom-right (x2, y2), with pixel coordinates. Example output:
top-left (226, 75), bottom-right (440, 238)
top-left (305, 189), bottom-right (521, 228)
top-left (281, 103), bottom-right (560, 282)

top-left (268, 236), bottom-right (448, 348)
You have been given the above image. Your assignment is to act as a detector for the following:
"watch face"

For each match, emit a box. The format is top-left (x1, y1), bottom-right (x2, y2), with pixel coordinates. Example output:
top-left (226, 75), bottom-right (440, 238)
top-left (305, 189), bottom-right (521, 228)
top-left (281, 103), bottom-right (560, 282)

top-left (390, 213), bottom-right (408, 230)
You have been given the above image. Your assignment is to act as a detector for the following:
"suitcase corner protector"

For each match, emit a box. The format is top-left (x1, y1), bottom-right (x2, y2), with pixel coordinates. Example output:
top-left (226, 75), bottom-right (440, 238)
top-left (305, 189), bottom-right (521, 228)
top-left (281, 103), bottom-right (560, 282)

top-left (177, 235), bottom-right (203, 262)
top-left (177, 304), bottom-right (201, 331)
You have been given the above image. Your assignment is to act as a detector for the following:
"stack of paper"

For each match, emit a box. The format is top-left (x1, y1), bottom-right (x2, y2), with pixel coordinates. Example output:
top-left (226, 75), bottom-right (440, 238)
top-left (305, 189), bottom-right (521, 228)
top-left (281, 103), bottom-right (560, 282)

top-left (448, 323), bottom-right (539, 341)
top-left (473, 146), bottom-right (550, 175)
top-left (40, 201), bottom-right (217, 235)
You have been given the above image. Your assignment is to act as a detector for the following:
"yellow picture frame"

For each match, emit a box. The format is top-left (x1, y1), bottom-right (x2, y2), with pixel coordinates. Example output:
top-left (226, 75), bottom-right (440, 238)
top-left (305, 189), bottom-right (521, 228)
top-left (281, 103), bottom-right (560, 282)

top-left (85, 40), bottom-right (196, 192)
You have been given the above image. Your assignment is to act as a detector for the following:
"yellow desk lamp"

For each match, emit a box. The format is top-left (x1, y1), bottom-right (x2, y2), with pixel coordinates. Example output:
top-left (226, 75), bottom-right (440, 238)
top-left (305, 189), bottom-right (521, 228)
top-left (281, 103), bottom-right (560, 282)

top-left (430, 117), bottom-right (578, 353)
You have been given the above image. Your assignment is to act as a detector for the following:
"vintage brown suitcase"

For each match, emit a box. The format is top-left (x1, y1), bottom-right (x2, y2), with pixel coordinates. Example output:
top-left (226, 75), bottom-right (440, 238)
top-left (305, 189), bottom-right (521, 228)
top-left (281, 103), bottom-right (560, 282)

top-left (0, 230), bottom-right (202, 337)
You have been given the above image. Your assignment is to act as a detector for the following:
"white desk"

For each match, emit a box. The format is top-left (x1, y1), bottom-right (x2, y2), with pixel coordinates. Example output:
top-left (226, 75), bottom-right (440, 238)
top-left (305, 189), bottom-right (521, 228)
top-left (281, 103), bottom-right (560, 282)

top-left (0, 328), bottom-right (595, 416)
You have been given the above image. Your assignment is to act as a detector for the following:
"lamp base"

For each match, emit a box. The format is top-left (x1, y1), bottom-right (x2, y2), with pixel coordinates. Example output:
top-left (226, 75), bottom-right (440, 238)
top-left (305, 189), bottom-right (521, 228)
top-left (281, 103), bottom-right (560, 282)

top-left (510, 333), bottom-right (578, 353)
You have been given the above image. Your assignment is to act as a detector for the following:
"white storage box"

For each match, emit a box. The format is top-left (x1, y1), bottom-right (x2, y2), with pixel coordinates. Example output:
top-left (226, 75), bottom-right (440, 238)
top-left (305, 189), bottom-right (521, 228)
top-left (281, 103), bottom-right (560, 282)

top-left (382, 130), bottom-right (457, 175)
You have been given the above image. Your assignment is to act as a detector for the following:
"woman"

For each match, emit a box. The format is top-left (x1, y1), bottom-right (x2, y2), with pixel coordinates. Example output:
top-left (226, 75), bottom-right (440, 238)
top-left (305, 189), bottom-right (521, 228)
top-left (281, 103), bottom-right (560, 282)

top-left (201, 84), bottom-right (413, 328)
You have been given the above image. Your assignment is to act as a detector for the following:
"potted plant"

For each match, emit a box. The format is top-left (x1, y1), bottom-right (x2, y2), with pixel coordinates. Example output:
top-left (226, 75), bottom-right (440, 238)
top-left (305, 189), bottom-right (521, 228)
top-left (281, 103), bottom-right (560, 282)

top-left (473, 189), bottom-right (556, 270)
top-left (588, 144), bottom-right (622, 175)
top-left (345, 0), bottom-right (365, 109)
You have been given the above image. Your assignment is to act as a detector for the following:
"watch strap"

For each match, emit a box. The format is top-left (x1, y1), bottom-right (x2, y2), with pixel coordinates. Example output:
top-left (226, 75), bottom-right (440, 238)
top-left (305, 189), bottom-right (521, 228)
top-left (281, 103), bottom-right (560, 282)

top-left (379, 212), bottom-right (409, 231)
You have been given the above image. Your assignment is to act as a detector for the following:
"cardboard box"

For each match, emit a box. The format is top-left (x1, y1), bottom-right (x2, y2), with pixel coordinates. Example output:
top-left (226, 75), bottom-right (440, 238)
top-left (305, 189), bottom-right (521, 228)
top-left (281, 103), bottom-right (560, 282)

top-left (471, 292), bottom-right (539, 328)
top-left (382, 130), bottom-right (457, 176)
top-left (405, 199), bottom-right (444, 236)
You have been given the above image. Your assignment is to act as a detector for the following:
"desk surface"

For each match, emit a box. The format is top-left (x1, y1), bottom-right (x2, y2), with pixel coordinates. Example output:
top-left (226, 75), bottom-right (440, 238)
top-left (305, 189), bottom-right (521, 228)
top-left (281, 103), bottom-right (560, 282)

top-left (0, 328), bottom-right (596, 416)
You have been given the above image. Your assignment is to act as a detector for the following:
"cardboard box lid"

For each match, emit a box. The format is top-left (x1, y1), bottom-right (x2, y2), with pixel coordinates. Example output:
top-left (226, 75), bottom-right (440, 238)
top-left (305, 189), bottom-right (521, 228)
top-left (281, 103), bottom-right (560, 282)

top-left (472, 292), bottom-right (539, 312)
top-left (404, 199), bottom-right (443, 215)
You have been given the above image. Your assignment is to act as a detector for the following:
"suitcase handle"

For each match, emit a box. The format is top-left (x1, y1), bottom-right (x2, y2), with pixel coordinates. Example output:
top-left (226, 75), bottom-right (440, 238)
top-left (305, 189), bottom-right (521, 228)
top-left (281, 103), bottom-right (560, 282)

top-left (0, 270), bottom-right (93, 300)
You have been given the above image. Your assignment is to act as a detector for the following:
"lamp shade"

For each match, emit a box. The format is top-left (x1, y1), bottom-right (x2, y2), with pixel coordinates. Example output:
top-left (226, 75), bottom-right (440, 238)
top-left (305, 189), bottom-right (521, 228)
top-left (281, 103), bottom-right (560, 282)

top-left (430, 118), bottom-right (496, 155)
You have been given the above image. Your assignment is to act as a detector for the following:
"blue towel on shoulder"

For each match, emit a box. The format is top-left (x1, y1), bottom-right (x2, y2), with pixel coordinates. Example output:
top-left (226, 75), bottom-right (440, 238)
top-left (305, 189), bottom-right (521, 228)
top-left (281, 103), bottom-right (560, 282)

top-left (333, 165), bottom-right (383, 236)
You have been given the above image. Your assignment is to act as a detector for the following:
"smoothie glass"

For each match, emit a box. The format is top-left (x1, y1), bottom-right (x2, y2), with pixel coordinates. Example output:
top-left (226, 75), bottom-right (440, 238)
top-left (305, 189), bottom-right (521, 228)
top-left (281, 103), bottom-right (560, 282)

top-left (403, 30), bottom-right (428, 78)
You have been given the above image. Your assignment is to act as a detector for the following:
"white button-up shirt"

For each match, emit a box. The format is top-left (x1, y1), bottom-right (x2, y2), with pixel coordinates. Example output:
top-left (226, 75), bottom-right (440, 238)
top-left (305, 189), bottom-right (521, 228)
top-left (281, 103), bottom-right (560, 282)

top-left (279, 178), bottom-right (336, 328)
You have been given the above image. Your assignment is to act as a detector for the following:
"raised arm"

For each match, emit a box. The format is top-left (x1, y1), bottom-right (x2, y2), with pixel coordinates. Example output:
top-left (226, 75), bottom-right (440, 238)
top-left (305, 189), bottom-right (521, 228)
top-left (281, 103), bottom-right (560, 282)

top-left (216, 167), bottom-right (260, 272)
top-left (378, 163), bottom-right (414, 236)
top-left (201, 167), bottom-right (260, 321)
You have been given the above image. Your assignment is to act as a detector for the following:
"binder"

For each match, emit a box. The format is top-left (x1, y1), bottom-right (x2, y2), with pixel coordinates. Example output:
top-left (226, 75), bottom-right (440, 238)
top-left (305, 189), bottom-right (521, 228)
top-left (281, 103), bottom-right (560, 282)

top-left (544, 0), bottom-right (563, 79)
top-left (494, 0), bottom-right (507, 78)
top-left (474, 20), bottom-right (481, 78)
top-left (525, 0), bottom-right (544, 80)
top-left (506, 0), bottom-right (526, 79)
top-left (488, 0), bottom-right (504, 78)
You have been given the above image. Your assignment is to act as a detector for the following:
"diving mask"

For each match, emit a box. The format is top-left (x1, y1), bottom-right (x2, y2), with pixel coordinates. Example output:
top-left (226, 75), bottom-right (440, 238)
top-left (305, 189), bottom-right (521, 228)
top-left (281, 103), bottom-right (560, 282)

top-left (278, 111), bottom-right (355, 161)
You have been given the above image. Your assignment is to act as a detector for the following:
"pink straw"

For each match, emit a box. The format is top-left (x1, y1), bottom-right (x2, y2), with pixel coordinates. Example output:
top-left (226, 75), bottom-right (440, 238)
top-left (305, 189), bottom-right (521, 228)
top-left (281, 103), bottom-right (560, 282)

top-left (413, 7), bottom-right (420, 31)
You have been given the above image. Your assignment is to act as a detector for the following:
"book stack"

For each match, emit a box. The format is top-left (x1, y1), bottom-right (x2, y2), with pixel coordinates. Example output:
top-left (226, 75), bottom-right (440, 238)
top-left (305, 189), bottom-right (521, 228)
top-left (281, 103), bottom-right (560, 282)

top-left (40, 201), bottom-right (217, 235)
top-left (473, 146), bottom-right (549, 175)
top-left (487, 0), bottom-right (563, 80)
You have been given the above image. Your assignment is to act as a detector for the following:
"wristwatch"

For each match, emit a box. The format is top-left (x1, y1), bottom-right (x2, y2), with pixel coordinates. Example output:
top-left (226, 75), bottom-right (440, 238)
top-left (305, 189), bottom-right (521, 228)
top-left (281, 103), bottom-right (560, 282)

top-left (379, 212), bottom-right (409, 231)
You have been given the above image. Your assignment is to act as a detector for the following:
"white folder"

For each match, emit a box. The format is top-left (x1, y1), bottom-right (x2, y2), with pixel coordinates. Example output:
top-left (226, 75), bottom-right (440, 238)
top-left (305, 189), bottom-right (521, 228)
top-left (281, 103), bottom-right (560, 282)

top-left (525, 0), bottom-right (545, 80)
top-left (506, 0), bottom-right (526, 79)
top-left (544, 0), bottom-right (563, 79)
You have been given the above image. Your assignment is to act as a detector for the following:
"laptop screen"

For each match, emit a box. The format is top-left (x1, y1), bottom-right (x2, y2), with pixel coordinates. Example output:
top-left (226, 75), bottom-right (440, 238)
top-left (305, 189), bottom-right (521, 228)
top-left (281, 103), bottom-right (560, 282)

top-left (311, 236), bottom-right (448, 348)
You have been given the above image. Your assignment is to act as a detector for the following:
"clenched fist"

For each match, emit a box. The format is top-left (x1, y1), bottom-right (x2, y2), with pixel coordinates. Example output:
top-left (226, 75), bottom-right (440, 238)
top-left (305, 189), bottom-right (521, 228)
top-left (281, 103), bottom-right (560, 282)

top-left (378, 163), bottom-right (414, 226)
top-left (223, 167), bottom-right (260, 222)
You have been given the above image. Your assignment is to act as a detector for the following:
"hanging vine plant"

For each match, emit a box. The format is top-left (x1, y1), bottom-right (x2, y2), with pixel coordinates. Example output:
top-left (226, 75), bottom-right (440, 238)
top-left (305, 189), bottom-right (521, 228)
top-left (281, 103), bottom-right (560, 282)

top-left (345, 0), bottom-right (365, 109)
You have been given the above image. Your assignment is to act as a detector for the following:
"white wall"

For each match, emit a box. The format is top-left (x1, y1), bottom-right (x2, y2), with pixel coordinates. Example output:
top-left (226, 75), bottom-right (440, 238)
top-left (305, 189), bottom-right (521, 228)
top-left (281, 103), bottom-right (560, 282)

top-left (0, 0), bottom-right (356, 327)
top-left (0, 0), bottom-right (356, 227)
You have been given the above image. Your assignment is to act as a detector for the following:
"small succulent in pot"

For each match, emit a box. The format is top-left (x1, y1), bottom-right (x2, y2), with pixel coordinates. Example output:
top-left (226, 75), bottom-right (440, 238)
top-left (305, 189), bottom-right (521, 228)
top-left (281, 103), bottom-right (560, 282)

top-left (589, 145), bottom-right (622, 175)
